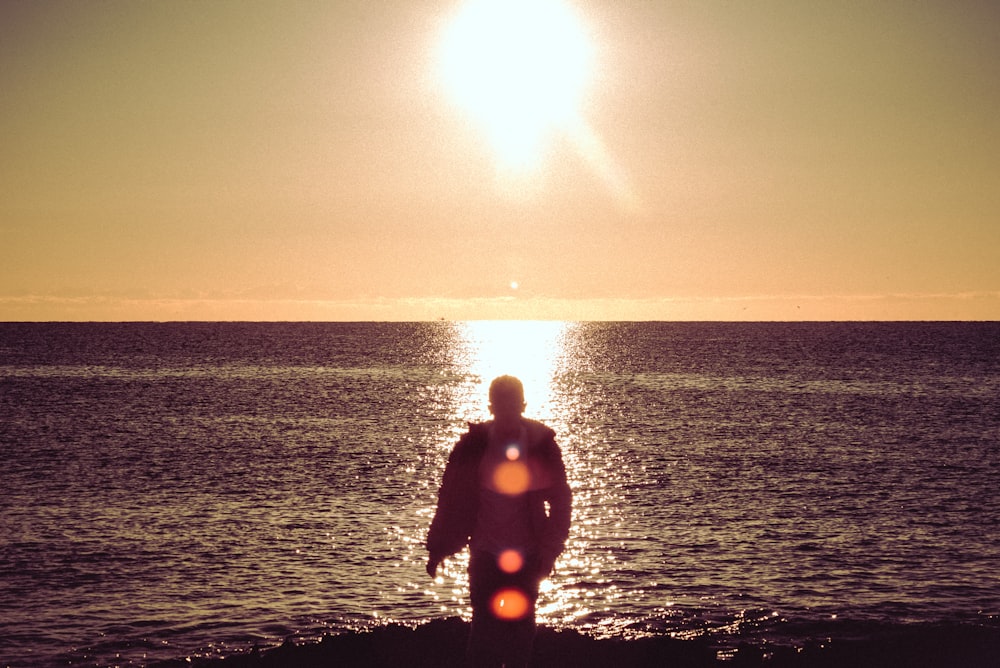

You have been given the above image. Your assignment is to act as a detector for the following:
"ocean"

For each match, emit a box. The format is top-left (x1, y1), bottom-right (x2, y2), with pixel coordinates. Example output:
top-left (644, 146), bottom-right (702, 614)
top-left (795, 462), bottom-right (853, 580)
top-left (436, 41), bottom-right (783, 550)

top-left (1, 321), bottom-right (998, 667)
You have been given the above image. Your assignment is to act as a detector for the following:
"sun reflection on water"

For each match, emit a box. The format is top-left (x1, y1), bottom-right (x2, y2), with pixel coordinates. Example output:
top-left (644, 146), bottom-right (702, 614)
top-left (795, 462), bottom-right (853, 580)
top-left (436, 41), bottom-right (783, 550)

top-left (451, 320), bottom-right (566, 424)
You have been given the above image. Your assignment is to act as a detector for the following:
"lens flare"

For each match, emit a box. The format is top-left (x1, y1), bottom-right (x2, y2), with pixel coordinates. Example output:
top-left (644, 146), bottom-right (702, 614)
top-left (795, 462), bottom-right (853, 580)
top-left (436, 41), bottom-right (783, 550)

top-left (505, 444), bottom-right (520, 461)
top-left (490, 587), bottom-right (530, 620)
top-left (497, 549), bottom-right (524, 574)
top-left (492, 460), bottom-right (530, 495)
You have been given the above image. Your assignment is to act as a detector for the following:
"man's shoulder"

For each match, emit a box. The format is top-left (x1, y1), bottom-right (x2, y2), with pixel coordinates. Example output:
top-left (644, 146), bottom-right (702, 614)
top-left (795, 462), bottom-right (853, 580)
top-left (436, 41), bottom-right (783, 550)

top-left (455, 418), bottom-right (556, 449)
top-left (451, 422), bottom-right (490, 457)
top-left (463, 421), bottom-right (491, 439)
top-left (522, 418), bottom-right (556, 445)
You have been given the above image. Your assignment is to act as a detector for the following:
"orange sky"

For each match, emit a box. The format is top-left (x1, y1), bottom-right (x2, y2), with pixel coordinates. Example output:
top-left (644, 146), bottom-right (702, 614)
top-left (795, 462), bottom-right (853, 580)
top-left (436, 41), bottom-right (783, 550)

top-left (2, 0), bottom-right (998, 321)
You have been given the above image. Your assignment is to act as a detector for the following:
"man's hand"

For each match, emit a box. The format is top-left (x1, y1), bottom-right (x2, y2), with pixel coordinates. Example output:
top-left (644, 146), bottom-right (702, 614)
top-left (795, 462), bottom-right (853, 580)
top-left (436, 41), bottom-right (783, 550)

top-left (426, 557), bottom-right (441, 578)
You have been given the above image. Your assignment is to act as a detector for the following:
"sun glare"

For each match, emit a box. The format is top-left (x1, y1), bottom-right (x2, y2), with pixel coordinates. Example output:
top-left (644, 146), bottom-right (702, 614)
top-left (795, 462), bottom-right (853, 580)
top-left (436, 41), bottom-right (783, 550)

top-left (439, 0), bottom-right (594, 168)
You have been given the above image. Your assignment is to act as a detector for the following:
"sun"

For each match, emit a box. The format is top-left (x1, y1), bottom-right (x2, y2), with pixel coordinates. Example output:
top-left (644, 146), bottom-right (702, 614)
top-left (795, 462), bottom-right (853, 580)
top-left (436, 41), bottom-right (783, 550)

top-left (438, 0), bottom-right (594, 168)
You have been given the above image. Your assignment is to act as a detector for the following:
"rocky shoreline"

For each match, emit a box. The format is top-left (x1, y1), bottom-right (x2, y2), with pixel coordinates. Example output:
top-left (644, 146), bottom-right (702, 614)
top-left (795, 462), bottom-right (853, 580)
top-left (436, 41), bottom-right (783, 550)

top-left (154, 617), bottom-right (1000, 668)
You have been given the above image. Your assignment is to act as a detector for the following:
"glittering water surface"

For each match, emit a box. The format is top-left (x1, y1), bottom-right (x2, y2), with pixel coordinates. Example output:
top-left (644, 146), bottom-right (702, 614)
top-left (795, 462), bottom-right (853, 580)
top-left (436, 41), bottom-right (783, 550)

top-left (1, 322), bottom-right (999, 667)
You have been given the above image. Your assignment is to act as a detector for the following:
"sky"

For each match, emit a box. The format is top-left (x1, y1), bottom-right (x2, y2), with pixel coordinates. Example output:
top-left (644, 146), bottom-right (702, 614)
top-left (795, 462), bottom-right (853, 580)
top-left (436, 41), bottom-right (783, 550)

top-left (2, 0), bottom-right (998, 321)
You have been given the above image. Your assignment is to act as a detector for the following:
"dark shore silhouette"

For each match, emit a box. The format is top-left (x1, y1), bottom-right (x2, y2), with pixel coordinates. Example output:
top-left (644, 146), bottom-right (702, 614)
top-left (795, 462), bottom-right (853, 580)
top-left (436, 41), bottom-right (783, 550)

top-left (154, 617), bottom-right (1000, 668)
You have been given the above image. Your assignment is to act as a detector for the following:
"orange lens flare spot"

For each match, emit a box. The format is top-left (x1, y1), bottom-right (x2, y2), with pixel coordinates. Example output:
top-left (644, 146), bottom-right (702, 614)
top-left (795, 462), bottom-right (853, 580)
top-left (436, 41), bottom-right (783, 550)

top-left (492, 461), bottom-right (530, 495)
top-left (497, 549), bottom-right (524, 573)
top-left (490, 587), bottom-right (530, 620)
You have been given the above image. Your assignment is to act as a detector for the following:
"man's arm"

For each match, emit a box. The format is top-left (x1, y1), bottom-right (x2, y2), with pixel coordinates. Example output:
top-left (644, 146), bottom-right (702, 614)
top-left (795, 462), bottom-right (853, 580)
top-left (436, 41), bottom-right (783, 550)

top-left (425, 429), bottom-right (480, 576)
top-left (538, 436), bottom-right (572, 575)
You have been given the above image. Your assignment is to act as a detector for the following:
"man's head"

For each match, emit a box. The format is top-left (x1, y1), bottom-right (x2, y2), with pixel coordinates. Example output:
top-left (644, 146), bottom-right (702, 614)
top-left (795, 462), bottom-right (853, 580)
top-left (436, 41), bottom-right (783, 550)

top-left (488, 375), bottom-right (526, 423)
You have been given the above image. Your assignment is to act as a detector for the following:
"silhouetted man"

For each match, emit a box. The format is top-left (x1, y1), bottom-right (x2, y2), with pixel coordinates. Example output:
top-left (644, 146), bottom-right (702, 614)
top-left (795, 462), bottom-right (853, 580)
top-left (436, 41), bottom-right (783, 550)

top-left (427, 375), bottom-right (572, 667)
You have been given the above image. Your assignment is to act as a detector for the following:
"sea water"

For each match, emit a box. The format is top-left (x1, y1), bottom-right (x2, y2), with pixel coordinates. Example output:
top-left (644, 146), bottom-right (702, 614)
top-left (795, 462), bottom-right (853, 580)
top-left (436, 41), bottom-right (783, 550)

top-left (1, 322), bottom-right (998, 666)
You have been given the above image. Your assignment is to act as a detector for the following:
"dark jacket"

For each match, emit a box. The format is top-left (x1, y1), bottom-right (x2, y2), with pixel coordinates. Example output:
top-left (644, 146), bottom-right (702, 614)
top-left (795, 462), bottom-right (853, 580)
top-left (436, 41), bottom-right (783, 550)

top-left (426, 419), bottom-right (572, 568)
